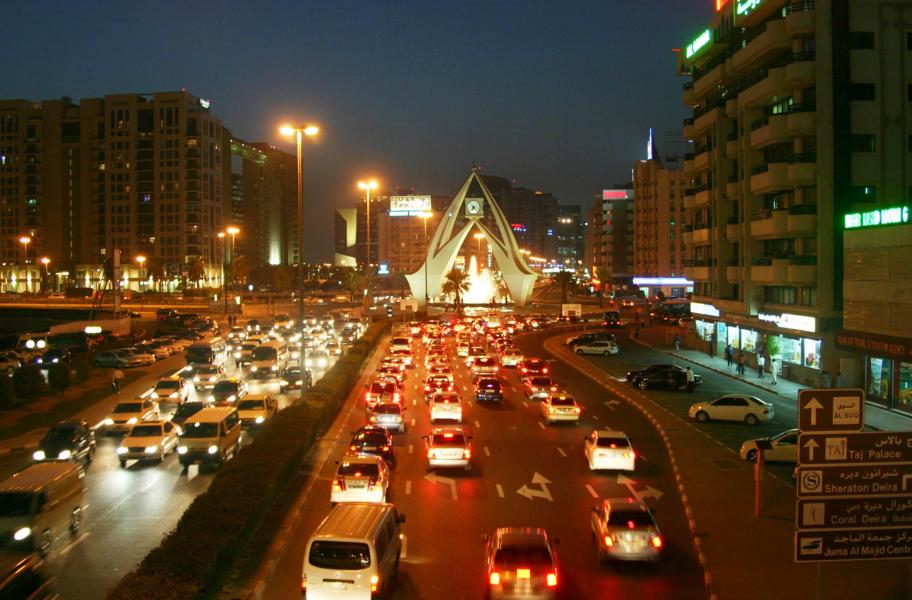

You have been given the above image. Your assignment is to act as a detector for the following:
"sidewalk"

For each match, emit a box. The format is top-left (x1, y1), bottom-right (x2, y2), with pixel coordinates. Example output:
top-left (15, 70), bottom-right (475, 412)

top-left (635, 325), bottom-right (912, 432)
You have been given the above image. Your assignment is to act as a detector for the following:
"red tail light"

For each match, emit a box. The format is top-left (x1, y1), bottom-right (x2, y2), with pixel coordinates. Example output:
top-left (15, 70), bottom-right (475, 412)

top-left (370, 575), bottom-right (379, 593)
top-left (370, 415), bottom-right (377, 422)
top-left (604, 535), bottom-right (615, 547)
top-left (349, 445), bottom-right (358, 452)
top-left (651, 535), bottom-right (663, 548)
top-left (463, 448), bottom-right (472, 459)
top-left (543, 367), bottom-right (549, 374)
top-left (489, 572), bottom-right (501, 586)
top-left (546, 572), bottom-right (558, 587)
top-left (332, 477), bottom-right (345, 491)
top-left (381, 445), bottom-right (389, 451)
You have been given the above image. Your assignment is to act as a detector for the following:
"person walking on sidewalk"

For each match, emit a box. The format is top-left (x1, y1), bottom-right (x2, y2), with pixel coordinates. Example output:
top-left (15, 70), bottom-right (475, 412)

top-left (757, 353), bottom-right (766, 378)
top-left (673, 333), bottom-right (681, 351)
top-left (112, 369), bottom-right (125, 394)
top-left (770, 358), bottom-right (778, 385)
top-left (685, 366), bottom-right (696, 392)
top-left (835, 371), bottom-right (843, 388)
top-left (725, 343), bottom-right (734, 368)
top-left (737, 351), bottom-right (746, 375)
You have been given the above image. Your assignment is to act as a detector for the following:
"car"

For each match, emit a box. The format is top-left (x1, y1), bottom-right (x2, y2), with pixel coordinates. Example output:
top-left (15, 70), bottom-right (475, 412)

top-left (368, 402), bottom-right (407, 433)
top-left (603, 311), bottom-right (622, 328)
top-left (541, 393), bottom-right (581, 424)
top-left (116, 420), bottom-right (180, 466)
top-left (191, 364), bottom-right (224, 391)
top-left (173, 329), bottom-right (204, 341)
top-left (119, 347), bottom-right (156, 366)
top-left (365, 380), bottom-right (400, 408)
top-left (237, 394), bottom-right (278, 428)
top-left (427, 364), bottom-right (453, 381)
top-left (471, 356), bottom-right (499, 380)
top-left (465, 345), bottom-right (487, 366)
top-left (236, 341), bottom-right (258, 365)
top-left (424, 374), bottom-right (455, 400)
top-left (689, 394), bottom-right (774, 425)
top-left (424, 427), bottom-right (472, 469)
top-left (389, 336), bottom-right (411, 353)
top-left (474, 378), bottom-right (504, 403)
top-left (591, 498), bottom-right (662, 563)
top-left (209, 378), bottom-right (247, 405)
top-left (378, 362), bottom-right (406, 383)
top-left (584, 430), bottom-right (635, 471)
top-left (500, 347), bottom-right (524, 368)
top-left (304, 350), bottom-right (331, 371)
top-left (134, 343), bottom-right (168, 361)
top-left (739, 428), bottom-right (799, 463)
top-left (429, 392), bottom-right (463, 423)
top-left (171, 401), bottom-right (207, 427)
top-left (483, 527), bottom-right (559, 599)
top-left (390, 347), bottom-right (413, 367)
top-left (150, 376), bottom-right (191, 403)
top-left (227, 326), bottom-right (247, 342)
top-left (102, 398), bottom-right (160, 433)
top-left (574, 340), bottom-right (620, 356)
top-left (456, 342), bottom-right (470, 357)
top-left (31, 348), bottom-right (71, 367)
top-left (156, 308), bottom-right (178, 321)
top-left (519, 358), bottom-right (549, 377)
top-left (273, 314), bottom-right (293, 330)
top-left (325, 340), bottom-right (342, 356)
top-left (522, 376), bottom-right (558, 401)
top-left (626, 364), bottom-right (701, 391)
top-left (32, 420), bottom-right (95, 468)
top-left (348, 426), bottom-right (395, 465)
top-left (0, 352), bottom-right (22, 374)
top-left (280, 366), bottom-right (313, 392)
top-left (566, 332), bottom-right (616, 348)
top-left (331, 454), bottom-right (390, 504)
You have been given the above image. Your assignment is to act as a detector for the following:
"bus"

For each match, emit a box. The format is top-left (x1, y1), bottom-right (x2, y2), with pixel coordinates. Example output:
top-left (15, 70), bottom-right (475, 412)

top-left (186, 337), bottom-right (227, 367)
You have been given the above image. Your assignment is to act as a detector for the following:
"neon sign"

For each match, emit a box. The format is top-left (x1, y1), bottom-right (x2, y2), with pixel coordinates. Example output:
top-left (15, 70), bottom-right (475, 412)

top-left (685, 29), bottom-right (711, 59)
top-left (844, 206), bottom-right (910, 230)
top-left (736, 0), bottom-right (763, 18)
top-left (716, 0), bottom-right (730, 10)
top-left (602, 190), bottom-right (631, 200)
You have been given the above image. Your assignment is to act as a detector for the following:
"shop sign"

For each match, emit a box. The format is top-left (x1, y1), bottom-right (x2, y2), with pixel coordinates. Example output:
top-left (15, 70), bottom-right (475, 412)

top-left (844, 206), bottom-right (910, 230)
top-left (685, 29), bottom-right (711, 59)
top-left (836, 329), bottom-right (912, 361)
top-left (758, 311), bottom-right (816, 333)
top-left (389, 195), bottom-right (432, 216)
top-left (691, 302), bottom-right (720, 317)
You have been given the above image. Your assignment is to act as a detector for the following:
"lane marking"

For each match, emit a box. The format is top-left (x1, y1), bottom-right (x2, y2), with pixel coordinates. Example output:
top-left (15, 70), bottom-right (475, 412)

top-left (556, 447), bottom-right (567, 458)
top-left (474, 420), bottom-right (481, 429)
top-left (496, 484), bottom-right (505, 498)
top-left (483, 446), bottom-right (491, 457)
top-left (408, 444), bottom-right (413, 455)
top-left (584, 484), bottom-right (599, 499)
top-left (410, 418), bottom-right (416, 427)
top-left (538, 421), bottom-right (546, 429)
top-left (592, 415), bottom-right (599, 420)
top-left (59, 531), bottom-right (89, 556)
top-left (412, 399), bottom-right (416, 407)
top-left (522, 400), bottom-right (528, 407)
top-left (405, 480), bottom-right (412, 495)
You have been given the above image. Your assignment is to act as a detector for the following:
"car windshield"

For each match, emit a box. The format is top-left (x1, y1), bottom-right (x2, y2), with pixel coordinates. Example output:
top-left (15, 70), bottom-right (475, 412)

top-left (241, 343), bottom-right (257, 351)
top-left (597, 436), bottom-right (630, 448)
top-left (43, 427), bottom-right (78, 443)
top-left (526, 360), bottom-right (543, 367)
top-left (355, 432), bottom-right (388, 444)
top-left (174, 404), bottom-right (205, 419)
top-left (180, 422), bottom-right (218, 438)
top-left (551, 396), bottom-right (575, 406)
top-left (338, 462), bottom-right (380, 477)
top-left (284, 368), bottom-right (301, 376)
top-left (0, 492), bottom-right (33, 517)
top-left (607, 510), bottom-right (656, 527)
top-left (432, 432), bottom-right (465, 445)
top-left (370, 383), bottom-right (394, 393)
top-left (238, 400), bottom-right (265, 410)
top-left (113, 403), bottom-right (142, 413)
top-left (213, 382), bottom-right (238, 394)
top-left (429, 377), bottom-right (449, 385)
top-left (494, 544), bottom-right (552, 567)
top-left (373, 404), bottom-right (401, 414)
top-left (479, 380), bottom-right (500, 390)
top-left (309, 541), bottom-right (371, 570)
top-left (156, 381), bottom-right (179, 390)
top-left (476, 358), bottom-right (495, 366)
top-left (530, 377), bottom-right (552, 387)
top-left (129, 425), bottom-right (162, 437)
top-left (252, 347), bottom-right (277, 360)
top-left (392, 338), bottom-right (409, 345)
top-left (197, 367), bottom-right (219, 376)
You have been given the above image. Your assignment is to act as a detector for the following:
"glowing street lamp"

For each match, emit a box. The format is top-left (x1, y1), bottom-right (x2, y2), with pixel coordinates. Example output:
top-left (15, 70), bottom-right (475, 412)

top-left (39, 257), bottom-right (50, 293)
top-left (135, 255), bottom-right (146, 291)
top-left (19, 236), bottom-right (31, 293)
top-left (358, 179), bottom-right (379, 267)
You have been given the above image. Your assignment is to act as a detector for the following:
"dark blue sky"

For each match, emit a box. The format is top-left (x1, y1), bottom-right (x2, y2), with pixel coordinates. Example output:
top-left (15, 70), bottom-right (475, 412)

top-left (3, 0), bottom-right (711, 260)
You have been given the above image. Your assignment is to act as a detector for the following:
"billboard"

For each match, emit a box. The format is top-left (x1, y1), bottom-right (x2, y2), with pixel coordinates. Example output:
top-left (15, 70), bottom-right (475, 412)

top-left (602, 190), bottom-right (632, 200)
top-left (389, 195), bottom-right (432, 216)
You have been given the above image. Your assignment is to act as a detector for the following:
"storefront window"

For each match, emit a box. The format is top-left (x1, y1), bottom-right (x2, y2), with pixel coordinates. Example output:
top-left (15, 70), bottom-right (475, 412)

top-left (741, 329), bottom-right (757, 353)
top-left (897, 363), bottom-right (912, 415)
top-left (802, 338), bottom-right (821, 369)
top-left (695, 320), bottom-right (714, 341)
top-left (866, 357), bottom-right (893, 407)
top-left (775, 336), bottom-right (801, 365)
top-left (727, 326), bottom-right (740, 349)
top-left (716, 323), bottom-right (728, 356)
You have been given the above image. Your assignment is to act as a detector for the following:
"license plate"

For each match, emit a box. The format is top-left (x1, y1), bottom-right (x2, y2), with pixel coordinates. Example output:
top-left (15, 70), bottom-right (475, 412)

top-left (347, 480), bottom-right (367, 489)
top-left (330, 581), bottom-right (347, 590)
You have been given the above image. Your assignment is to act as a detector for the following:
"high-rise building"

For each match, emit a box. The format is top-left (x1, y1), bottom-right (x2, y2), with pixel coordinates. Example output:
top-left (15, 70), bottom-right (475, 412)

top-left (632, 156), bottom-right (686, 292)
top-left (377, 195), bottom-right (449, 274)
top-left (556, 204), bottom-right (584, 267)
top-left (677, 0), bottom-right (904, 385)
top-left (0, 91), bottom-right (227, 291)
top-left (334, 208), bottom-right (357, 267)
top-left (584, 188), bottom-right (635, 291)
top-left (481, 175), bottom-right (559, 261)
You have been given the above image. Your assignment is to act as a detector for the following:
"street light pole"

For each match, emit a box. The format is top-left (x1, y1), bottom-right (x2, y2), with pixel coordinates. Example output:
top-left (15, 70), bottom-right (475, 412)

top-left (420, 212), bottom-right (431, 310)
top-left (19, 236), bottom-right (30, 295)
top-left (218, 232), bottom-right (227, 314)
top-left (357, 180), bottom-right (379, 268)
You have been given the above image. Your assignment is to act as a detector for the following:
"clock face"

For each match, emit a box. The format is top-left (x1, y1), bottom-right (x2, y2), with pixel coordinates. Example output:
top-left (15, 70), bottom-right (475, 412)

top-left (466, 199), bottom-right (483, 216)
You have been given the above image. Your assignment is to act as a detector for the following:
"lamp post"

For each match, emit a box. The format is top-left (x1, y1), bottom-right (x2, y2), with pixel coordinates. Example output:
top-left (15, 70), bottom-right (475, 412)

top-left (357, 179), bottom-right (379, 268)
top-left (39, 257), bottom-right (50, 293)
top-left (19, 236), bottom-right (30, 294)
top-left (218, 232), bottom-right (227, 313)
top-left (135, 255), bottom-right (146, 291)
top-left (280, 123), bottom-right (319, 394)
top-left (419, 211), bottom-right (432, 310)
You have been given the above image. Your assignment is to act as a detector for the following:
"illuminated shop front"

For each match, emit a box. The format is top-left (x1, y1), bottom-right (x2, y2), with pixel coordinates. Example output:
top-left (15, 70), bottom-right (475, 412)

top-left (836, 329), bottom-right (912, 416)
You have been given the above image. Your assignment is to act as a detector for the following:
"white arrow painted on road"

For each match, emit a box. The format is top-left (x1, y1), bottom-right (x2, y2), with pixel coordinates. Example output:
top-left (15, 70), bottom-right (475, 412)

top-left (424, 472), bottom-right (458, 500)
top-left (617, 474), bottom-right (637, 496)
top-left (604, 399), bottom-right (621, 410)
top-left (517, 472), bottom-right (553, 501)
top-left (803, 438), bottom-right (820, 462)
top-left (804, 398), bottom-right (823, 425)
top-left (637, 486), bottom-right (664, 501)
top-left (617, 474), bottom-right (664, 502)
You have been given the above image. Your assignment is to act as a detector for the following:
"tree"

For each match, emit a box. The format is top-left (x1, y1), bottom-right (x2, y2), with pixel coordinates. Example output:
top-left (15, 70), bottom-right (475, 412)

top-left (554, 271), bottom-right (574, 304)
top-left (186, 256), bottom-right (206, 288)
top-left (230, 255), bottom-right (251, 286)
top-left (146, 256), bottom-right (167, 292)
top-left (13, 365), bottom-right (45, 400)
top-left (442, 268), bottom-right (470, 313)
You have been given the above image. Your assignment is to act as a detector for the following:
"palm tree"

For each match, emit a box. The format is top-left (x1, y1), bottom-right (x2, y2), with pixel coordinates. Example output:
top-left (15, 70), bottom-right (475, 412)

top-left (146, 256), bottom-right (167, 292)
top-left (186, 256), bottom-right (205, 288)
top-left (554, 270), bottom-right (574, 304)
top-left (442, 268), bottom-right (471, 312)
top-left (229, 254), bottom-right (251, 287)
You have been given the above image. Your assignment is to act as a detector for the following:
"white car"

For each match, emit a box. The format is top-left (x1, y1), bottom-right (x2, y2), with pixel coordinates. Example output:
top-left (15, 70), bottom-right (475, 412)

top-left (689, 394), bottom-right (774, 425)
top-left (424, 427), bottom-right (472, 469)
top-left (739, 428), bottom-right (799, 463)
top-left (584, 430), bottom-right (635, 471)
top-left (456, 342), bottom-right (470, 357)
top-left (103, 398), bottom-right (161, 433)
top-left (389, 336), bottom-right (411, 354)
top-left (575, 340), bottom-right (620, 356)
top-left (117, 420), bottom-right (180, 466)
top-left (541, 393), bottom-right (582, 424)
top-left (331, 454), bottom-right (389, 504)
top-left (591, 497), bottom-right (663, 563)
top-left (150, 376), bottom-right (191, 404)
top-left (429, 392), bottom-right (463, 423)
top-left (500, 347), bottom-right (524, 367)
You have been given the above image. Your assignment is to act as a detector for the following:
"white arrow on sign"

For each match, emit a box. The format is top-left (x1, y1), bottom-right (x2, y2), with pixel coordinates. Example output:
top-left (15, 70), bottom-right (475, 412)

top-left (803, 438), bottom-right (820, 461)
top-left (424, 473), bottom-right (458, 500)
top-left (617, 474), bottom-right (664, 502)
top-left (604, 400), bottom-right (621, 410)
top-left (804, 398), bottom-right (823, 425)
top-left (517, 472), bottom-right (553, 501)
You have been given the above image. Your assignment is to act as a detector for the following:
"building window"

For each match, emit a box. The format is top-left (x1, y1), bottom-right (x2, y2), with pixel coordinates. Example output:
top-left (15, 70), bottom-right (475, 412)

top-left (763, 285), bottom-right (797, 305)
top-left (898, 362), bottom-right (912, 415)
top-left (849, 31), bottom-right (875, 49)
top-left (867, 357), bottom-right (893, 407)
top-left (849, 83), bottom-right (876, 101)
top-left (850, 134), bottom-right (876, 152)
top-left (803, 339), bottom-right (821, 369)
top-left (849, 185), bottom-right (877, 202)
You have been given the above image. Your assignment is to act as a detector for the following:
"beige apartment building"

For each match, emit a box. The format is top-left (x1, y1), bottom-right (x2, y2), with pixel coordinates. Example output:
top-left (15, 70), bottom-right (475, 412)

top-left (584, 188), bottom-right (635, 293)
top-left (678, 0), bottom-right (909, 386)
top-left (632, 158), bottom-right (686, 295)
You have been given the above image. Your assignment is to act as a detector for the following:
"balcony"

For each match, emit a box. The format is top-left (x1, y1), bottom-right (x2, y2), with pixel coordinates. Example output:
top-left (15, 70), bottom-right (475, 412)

top-left (684, 154), bottom-right (695, 176)
top-left (694, 186), bottom-right (711, 208)
top-left (683, 117), bottom-right (695, 140)
top-left (692, 225), bottom-right (711, 244)
top-left (725, 97), bottom-right (739, 118)
top-left (739, 66), bottom-right (790, 109)
top-left (726, 136), bottom-right (739, 158)
top-left (693, 63), bottom-right (726, 99)
top-left (750, 162), bottom-right (790, 195)
top-left (694, 107), bottom-right (722, 135)
top-left (788, 153), bottom-right (817, 186)
top-left (786, 104), bottom-right (816, 136)
top-left (750, 114), bottom-right (790, 149)
top-left (726, 219), bottom-right (742, 241)
top-left (787, 204), bottom-right (818, 234)
top-left (727, 177), bottom-right (740, 198)
top-left (683, 187), bottom-right (696, 209)
top-left (786, 1), bottom-right (816, 37)
top-left (751, 258), bottom-right (789, 283)
top-left (727, 263), bottom-right (742, 284)
top-left (730, 19), bottom-right (792, 74)
top-left (683, 82), bottom-right (696, 107)
top-left (694, 149), bottom-right (710, 171)
top-left (750, 208), bottom-right (789, 238)
top-left (788, 255), bottom-right (817, 283)
top-left (683, 225), bottom-right (694, 245)
top-left (683, 259), bottom-right (713, 281)
top-left (787, 51), bottom-right (816, 87)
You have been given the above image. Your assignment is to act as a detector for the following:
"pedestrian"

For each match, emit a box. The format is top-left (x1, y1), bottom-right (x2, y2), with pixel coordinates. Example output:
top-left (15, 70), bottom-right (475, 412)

top-left (674, 333), bottom-right (681, 351)
top-left (707, 337), bottom-right (713, 357)
top-left (737, 351), bottom-right (746, 375)
top-left (725, 344), bottom-right (734, 368)
top-left (821, 369), bottom-right (832, 388)
top-left (770, 358), bottom-right (778, 385)
top-left (685, 366), bottom-right (696, 392)
top-left (112, 369), bottom-right (125, 394)
top-left (757, 353), bottom-right (766, 378)
top-left (835, 371), bottom-right (843, 388)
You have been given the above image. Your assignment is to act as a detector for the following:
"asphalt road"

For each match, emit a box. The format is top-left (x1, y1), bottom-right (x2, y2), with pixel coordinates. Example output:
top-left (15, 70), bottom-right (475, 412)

top-left (261, 328), bottom-right (706, 599)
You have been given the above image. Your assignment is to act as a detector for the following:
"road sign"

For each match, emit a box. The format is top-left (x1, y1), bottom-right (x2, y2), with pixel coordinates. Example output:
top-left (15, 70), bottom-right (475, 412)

top-left (799, 432), bottom-right (912, 465)
top-left (796, 464), bottom-right (912, 499)
top-left (796, 496), bottom-right (912, 530)
top-left (797, 388), bottom-right (864, 433)
top-left (795, 527), bottom-right (912, 562)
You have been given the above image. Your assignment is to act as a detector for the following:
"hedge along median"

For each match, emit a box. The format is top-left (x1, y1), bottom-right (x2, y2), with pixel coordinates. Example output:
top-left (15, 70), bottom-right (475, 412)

top-left (107, 322), bottom-right (389, 600)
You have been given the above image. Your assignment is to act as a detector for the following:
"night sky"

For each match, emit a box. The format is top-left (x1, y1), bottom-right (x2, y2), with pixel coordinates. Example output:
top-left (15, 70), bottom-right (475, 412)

top-left (3, 1), bottom-right (710, 260)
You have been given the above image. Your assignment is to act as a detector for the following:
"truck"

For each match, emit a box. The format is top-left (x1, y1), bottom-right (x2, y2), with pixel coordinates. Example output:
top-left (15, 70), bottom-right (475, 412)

top-left (561, 304), bottom-right (582, 320)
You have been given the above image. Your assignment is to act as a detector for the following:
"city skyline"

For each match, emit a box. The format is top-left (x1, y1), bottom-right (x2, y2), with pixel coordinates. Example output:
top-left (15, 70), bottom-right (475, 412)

top-left (1, 0), bottom-right (709, 260)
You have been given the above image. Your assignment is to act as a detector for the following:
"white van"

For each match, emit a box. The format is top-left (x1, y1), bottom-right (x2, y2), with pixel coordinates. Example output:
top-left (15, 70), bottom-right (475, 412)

top-left (249, 340), bottom-right (288, 379)
top-left (303, 502), bottom-right (405, 599)
top-left (0, 463), bottom-right (86, 555)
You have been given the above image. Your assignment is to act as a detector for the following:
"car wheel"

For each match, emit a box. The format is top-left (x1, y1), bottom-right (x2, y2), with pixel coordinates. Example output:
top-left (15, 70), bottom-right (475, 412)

top-left (745, 414), bottom-right (759, 426)
top-left (575, 348), bottom-right (584, 355)
top-left (119, 460), bottom-right (126, 468)
top-left (603, 351), bottom-right (610, 356)
top-left (70, 508), bottom-right (82, 534)
top-left (746, 449), bottom-right (759, 463)
top-left (637, 379), bottom-right (649, 390)
top-left (696, 411), bottom-right (710, 423)
top-left (5, 366), bottom-right (13, 374)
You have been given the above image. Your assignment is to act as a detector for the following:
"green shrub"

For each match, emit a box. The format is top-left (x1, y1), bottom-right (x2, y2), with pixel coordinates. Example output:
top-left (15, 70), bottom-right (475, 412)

top-left (47, 364), bottom-right (71, 392)
top-left (12, 365), bottom-right (45, 399)
top-left (0, 375), bottom-right (15, 409)
top-left (73, 360), bottom-right (91, 383)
